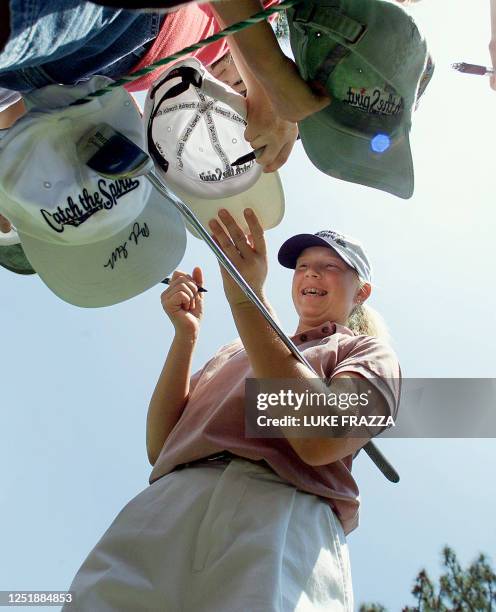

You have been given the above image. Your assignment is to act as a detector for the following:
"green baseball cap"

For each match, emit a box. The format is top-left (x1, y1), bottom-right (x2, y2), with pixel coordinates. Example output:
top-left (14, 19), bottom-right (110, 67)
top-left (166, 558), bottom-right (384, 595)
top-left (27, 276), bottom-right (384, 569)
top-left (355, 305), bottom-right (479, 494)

top-left (0, 230), bottom-right (36, 275)
top-left (287, 0), bottom-right (431, 199)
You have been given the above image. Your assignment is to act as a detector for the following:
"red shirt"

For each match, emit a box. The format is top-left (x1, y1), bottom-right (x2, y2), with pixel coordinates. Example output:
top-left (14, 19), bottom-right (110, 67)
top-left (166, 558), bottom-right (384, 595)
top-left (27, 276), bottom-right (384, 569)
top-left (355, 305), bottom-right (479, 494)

top-left (125, 1), bottom-right (279, 92)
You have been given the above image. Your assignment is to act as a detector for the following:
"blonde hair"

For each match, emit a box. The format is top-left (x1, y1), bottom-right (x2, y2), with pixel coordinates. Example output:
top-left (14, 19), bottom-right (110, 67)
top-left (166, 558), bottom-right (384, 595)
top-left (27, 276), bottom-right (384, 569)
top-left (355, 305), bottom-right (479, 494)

top-left (346, 281), bottom-right (391, 344)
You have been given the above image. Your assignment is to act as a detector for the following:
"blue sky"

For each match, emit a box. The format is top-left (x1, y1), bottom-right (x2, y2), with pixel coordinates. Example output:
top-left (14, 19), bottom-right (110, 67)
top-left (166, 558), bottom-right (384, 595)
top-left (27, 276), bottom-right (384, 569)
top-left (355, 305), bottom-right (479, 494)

top-left (1, 1), bottom-right (495, 610)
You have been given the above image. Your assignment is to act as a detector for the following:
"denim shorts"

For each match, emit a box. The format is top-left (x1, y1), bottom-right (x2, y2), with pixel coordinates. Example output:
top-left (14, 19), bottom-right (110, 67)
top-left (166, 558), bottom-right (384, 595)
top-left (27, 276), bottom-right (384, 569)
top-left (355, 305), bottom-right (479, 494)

top-left (0, 0), bottom-right (163, 92)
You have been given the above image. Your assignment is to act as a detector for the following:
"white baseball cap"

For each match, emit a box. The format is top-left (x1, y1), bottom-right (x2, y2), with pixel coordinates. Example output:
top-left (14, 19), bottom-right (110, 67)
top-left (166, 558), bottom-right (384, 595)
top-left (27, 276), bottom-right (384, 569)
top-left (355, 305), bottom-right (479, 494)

top-left (143, 58), bottom-right (285, 237)
top-left (278, 229), bottom-right (372, 283)
top-left (0, 76), bottom-right (186, 307)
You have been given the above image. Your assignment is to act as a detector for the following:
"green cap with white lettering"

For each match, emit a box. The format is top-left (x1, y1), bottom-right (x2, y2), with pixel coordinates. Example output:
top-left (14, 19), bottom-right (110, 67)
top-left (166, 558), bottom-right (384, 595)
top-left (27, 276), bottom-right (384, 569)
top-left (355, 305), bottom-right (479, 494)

top-left (287, 0), bottom-right (432, 199)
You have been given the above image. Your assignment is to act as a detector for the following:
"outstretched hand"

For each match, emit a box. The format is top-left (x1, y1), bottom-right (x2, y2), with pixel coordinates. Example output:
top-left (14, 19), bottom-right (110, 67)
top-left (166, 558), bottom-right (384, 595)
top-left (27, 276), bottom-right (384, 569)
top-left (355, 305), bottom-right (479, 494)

top-left (208, 208), bottom-right (268, 306)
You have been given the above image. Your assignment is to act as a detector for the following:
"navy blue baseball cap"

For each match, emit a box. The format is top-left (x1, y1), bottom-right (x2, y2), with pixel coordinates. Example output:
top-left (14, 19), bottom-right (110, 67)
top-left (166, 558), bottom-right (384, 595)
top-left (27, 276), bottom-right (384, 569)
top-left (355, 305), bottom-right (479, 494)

top-left (278, 230), bottom-right (372, 283)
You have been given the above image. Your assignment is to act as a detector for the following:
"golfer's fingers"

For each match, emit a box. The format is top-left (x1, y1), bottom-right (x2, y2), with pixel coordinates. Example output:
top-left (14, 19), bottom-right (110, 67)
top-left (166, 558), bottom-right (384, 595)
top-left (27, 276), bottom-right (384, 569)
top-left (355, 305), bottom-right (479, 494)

top-left (177, 279), bottom-right (200, 299)
top-left (244, 209), bottom-right (266, 256)
top-left (170, 269), bottom-right (204, 293)
top-left (170, 269), bottom-right (189, 282)
top-left (165, 279), bottom-right (198, 301)
top-left (217, 209), bottom-right (252, 257)
top-left (160, 289), bottom-right (192, 312)
top-left (168, 271), bottom-right (199, 289)
top-left (191, 265), bottom-right (204, 289)
top-left (165, 274), bottom-right (191, 292)
top-left (208, 218), bottom-right (243, 264)
top-left (176, 290), bottom-right (194, 310)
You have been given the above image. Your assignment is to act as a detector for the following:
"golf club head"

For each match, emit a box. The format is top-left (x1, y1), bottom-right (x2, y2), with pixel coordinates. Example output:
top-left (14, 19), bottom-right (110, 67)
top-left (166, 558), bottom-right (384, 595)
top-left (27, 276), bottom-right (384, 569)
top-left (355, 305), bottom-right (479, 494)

top-left (77, 123), bottom-right (154, 179)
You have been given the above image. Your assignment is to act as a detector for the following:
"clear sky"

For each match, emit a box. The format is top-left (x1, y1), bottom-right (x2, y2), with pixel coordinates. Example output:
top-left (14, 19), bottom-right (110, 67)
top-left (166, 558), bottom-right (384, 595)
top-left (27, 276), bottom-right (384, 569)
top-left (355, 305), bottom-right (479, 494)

top-left (1, 1), bottom-right (495, 610)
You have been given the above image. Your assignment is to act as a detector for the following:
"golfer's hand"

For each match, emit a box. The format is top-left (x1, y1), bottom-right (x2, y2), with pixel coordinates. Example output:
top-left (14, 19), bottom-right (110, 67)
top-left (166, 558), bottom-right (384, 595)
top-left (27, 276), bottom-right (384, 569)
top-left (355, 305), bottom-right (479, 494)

top-left (161, 267), bottom-right (204, 338)
top-left (208, 208), bottom-right (267, 306)
top-left (0, 214), bottom-right (11, 233)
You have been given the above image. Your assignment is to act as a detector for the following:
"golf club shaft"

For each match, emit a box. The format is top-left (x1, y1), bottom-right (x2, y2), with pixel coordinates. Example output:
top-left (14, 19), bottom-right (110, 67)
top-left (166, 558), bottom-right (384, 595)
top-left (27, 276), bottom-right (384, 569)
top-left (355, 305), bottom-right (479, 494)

top-left (145, 171), bottom-right (399, 483)
top-left (146, 171), bottom-right (310, 366)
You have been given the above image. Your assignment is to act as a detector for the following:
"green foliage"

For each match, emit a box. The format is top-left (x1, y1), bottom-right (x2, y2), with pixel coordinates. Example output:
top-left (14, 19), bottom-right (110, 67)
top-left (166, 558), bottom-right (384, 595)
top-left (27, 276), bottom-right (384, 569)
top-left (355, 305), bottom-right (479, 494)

top-left (359, 604), bottom-right (387, 612)
top-left (359, 547), bottom-right (496, 612)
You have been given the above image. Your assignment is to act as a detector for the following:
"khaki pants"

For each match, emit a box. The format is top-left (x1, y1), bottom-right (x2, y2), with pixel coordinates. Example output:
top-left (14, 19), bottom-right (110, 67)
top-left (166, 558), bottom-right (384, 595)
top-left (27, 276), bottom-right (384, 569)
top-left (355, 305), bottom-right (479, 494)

top-left (63, 458), bottom-right (353, 611)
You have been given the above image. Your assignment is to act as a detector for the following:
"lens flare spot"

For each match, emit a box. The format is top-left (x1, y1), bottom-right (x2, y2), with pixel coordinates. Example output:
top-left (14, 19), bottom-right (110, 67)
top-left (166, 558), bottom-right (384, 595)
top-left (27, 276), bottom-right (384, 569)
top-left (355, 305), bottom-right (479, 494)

top-left (371, 134), bottom-right (391, 153)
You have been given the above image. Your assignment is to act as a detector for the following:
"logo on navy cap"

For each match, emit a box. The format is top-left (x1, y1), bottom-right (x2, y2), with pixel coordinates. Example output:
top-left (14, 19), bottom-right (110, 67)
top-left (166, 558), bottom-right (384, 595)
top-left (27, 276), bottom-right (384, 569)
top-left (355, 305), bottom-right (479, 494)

top-left (316, 230), bottom-right (347, 247)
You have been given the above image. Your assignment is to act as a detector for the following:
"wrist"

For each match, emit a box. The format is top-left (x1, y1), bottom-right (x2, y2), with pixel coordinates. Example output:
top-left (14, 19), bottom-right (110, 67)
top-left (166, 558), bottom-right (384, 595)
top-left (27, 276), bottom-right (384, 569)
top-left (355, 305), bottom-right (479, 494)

top-left (173, 329), bottom-right (199, 345)
top-left (228, 289), bottom-right (266, 309)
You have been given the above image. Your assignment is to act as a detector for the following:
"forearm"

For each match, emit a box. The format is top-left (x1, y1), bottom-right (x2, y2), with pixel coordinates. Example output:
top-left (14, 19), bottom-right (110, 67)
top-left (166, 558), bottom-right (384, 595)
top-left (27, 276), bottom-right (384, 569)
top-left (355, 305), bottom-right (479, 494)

top-left (230, 297), bottom-right (309, 379)
top-left (211, 0), bottom-right (330, 125)
top-left (230, 298), bottom-right (323, 461)
top-left (230, 299), bottom-right (370, 464)
top-left (210, 0), bottom-right (286, 89)
top-left (146, 333), bottom-right (197, 465)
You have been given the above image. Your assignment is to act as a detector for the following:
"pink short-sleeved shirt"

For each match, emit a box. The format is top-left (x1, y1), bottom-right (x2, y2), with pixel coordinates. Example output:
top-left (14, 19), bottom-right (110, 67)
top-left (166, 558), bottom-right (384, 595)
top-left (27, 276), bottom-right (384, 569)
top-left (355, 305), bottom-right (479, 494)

top-left (149, 322), bottom-right (401, 535)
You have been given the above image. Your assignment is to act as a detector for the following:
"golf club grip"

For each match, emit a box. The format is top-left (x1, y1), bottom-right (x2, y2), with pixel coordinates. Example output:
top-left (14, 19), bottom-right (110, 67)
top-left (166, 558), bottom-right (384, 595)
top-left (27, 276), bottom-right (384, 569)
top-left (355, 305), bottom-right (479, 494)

top-left (363, 441), bottom-right (399, 483)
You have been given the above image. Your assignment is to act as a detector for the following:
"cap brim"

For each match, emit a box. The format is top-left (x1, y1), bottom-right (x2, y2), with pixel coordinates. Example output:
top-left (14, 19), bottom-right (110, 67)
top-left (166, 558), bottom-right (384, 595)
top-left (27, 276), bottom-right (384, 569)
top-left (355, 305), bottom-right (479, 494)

top-left (0, 244), bottom-right (36, 275)
top-left (278, 234), bottom-right (347, 269)
top-left (159, 169), bottom-right (285, 238)
top-left (298, 111), bottom-right (414, 200)
top-left (19, 188), bottom-right (186, 307)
